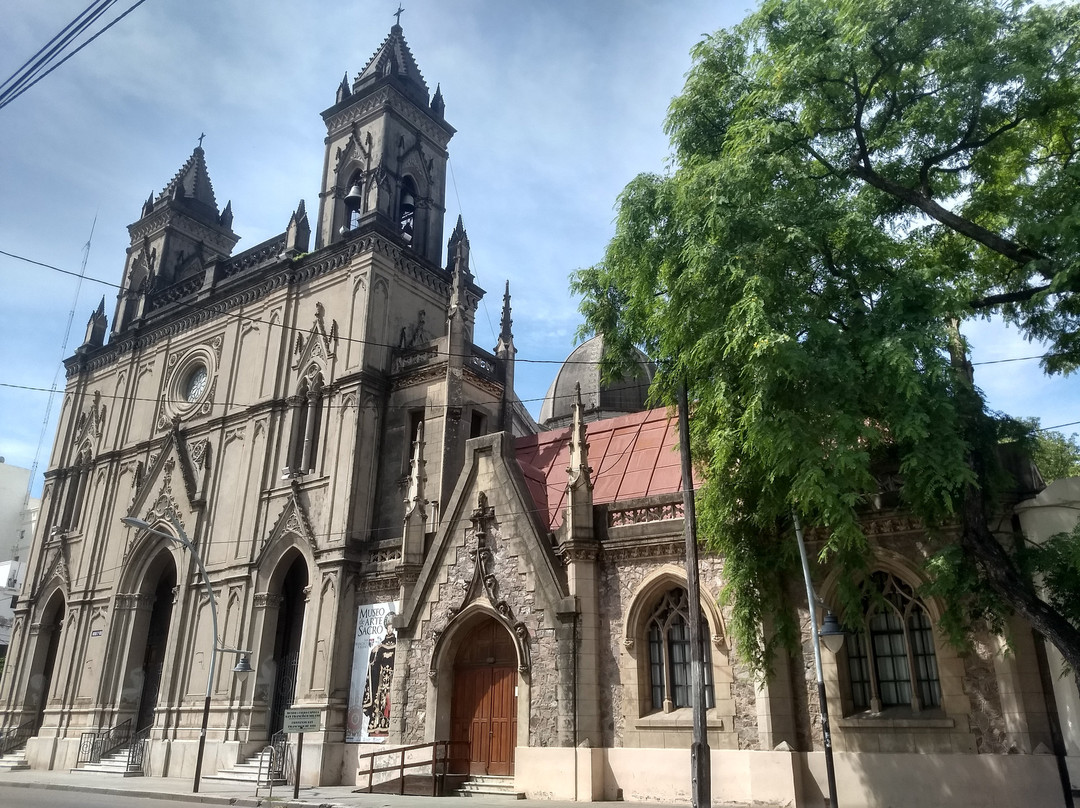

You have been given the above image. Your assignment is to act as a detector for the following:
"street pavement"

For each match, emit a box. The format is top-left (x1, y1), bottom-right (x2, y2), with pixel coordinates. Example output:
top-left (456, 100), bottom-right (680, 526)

top-left (0, 768), bottom-right (757, 808)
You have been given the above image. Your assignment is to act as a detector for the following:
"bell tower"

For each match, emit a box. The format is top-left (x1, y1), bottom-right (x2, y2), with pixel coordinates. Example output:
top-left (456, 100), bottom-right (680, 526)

top-left (315, 22), bottom-right (454, 263)
top-left (112, 145), bottom-right (238, 334)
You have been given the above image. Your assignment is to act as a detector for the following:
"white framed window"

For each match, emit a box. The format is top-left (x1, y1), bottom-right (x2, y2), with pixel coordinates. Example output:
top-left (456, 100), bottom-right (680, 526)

top-left (846, 570), bottom-right (941, 713)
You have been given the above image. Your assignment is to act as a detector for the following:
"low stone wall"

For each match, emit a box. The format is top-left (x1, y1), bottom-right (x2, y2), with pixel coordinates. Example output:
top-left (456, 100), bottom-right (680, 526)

top-left (515, 746), bottom-right (1061, 806)
top-left (515, 746), bottom-right (801, 805)
top-left (799, 750), bottom-right (1062, 808)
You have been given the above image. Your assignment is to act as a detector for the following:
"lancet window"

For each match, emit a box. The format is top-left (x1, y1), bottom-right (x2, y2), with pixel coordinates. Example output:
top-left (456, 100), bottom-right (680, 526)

top-left (288, 369), bottom-right (324, 476)
top-left (846, 570), bottom-right (941, 713)
top-left (646, 587), bottom-right (715, 713)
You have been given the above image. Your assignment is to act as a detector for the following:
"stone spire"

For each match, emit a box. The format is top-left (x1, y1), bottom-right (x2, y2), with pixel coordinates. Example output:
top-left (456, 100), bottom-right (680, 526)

top-left (447, 215), bottom-right (473, 349)
top-left (80, 297), bottom-right (107, 350)
top-left (496, 280), bottom-right (514, 357)
top-left (496, 280), bottom-right (516, 432)
top-left (567, 383), bottom-right (593, 495)
top-left (353, 21), bottom-right (430, 106)
top-left (401, 419), bottom-right (428, 574)
top-left (156, 145), bottom-right (221, 220)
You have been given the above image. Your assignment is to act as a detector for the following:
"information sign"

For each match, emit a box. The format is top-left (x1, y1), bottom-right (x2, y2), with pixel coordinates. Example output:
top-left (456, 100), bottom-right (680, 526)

top-left (283, 707), bottom-right (321, 733)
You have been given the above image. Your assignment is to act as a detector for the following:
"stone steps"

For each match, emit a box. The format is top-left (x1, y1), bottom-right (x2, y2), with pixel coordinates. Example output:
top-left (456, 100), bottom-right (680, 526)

top-left (454, 774), bottom-right (525, 799)
top-left (71, 748), bottom-right (143, 777)
top-left (0, 748), bottom-right (29, 771)
top-left (203, 750), bottom-right (286, 786)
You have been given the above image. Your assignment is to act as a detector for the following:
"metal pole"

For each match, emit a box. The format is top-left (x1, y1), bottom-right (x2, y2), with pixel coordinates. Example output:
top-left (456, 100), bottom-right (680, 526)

top-left (792, 510), bottom-right (838, 808)
top-left (167, 515), bottom-right (217, 795)
top-left (677, 381), bottom-right (711, 808)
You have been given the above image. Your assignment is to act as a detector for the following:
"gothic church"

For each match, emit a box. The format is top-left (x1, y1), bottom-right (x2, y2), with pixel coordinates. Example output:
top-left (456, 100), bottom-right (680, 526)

top-left (0, 21), bottom-right (1068, 808)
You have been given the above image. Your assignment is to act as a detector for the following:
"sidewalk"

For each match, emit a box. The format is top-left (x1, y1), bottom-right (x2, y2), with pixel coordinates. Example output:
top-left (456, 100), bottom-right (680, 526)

top-left (0, 768), bottom-right (726, 808)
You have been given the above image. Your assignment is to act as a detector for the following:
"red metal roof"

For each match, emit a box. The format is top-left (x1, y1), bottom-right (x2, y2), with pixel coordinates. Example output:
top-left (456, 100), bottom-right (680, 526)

top-left (514, 408), bottom-right (686, 531)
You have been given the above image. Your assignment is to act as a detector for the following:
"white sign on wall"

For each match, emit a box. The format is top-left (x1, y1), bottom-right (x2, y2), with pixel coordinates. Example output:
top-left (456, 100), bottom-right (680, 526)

top-left (345, 600), bottom-right (399, 743)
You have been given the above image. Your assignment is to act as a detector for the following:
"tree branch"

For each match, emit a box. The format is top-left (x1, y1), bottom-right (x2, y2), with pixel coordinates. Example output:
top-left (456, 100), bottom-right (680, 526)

top-left (971, 285), bottom-right (1052, 309)
top-left (849, 161), bottom-right (1050, 273)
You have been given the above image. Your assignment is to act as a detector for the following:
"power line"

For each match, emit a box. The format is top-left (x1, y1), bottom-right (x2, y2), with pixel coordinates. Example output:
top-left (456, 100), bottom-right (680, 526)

top-left (0, 0), bottom-right (154, 111)
top-left (4, 246), bottom-right (1068, 372)
top-left (0, 247), bottom-right (588, 366)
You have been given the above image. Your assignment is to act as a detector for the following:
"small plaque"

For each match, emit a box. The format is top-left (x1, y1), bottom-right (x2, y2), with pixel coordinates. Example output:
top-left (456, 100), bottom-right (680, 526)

top-left (283, 707), bottom-right (321, 733)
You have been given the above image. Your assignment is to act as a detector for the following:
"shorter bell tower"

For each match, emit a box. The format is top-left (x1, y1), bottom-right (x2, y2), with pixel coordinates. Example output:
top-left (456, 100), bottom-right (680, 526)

top-left (315, 23), bottom-right (454, 264)
top-left (112, 145), bottom-right (238, 334)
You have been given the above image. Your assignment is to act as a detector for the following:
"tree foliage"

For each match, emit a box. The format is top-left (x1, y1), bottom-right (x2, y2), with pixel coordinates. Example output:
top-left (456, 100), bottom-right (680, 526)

top-left (573, 0), bottom-right (1080, 677)
top-left (1024, 419), bottom-right (1080, 482)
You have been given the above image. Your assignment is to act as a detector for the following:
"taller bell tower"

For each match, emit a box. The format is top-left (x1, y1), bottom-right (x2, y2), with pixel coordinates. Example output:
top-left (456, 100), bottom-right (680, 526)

top-left (315, 22), bottom-right (454, 262)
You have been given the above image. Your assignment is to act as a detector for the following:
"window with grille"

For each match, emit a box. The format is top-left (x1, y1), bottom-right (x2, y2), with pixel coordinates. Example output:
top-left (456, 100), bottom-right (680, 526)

top-left (646, 588), bottom-right (715, 712)
top-left (846, 570), bottom-right (941, 713)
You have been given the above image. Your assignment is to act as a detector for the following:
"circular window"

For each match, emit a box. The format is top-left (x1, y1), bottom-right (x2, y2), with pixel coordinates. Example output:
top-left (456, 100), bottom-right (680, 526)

top-left (182, 365), bottom-right (209, 403)
top-left (163, 344), bottom-right (218, 425)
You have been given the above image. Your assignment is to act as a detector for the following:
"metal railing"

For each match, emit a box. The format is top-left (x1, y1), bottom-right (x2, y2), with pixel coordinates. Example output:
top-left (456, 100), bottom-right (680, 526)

top-left (269, 729), bottom-right (291, 782)
top-left (126, 726), bottom-right (150, 773)
top-left (356, 740), bottom-right (467, 797)
top-left (76, 718), bottom-right (132, 766)
top-left (0, 718), bottom-right (35, 757)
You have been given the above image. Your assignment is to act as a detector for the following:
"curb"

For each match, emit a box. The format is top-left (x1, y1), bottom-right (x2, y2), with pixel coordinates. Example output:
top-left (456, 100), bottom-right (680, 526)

top-left (0, 778), bottom-right (350, 808)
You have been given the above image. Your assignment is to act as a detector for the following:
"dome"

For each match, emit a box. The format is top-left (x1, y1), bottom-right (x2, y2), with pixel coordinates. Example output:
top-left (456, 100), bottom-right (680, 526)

top-left (538, 335), bottom-right (655, 429)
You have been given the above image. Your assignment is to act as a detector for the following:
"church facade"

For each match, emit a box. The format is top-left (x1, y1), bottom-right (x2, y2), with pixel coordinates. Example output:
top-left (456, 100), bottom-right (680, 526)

top-left (0, 23), bottom-right (1067, 808)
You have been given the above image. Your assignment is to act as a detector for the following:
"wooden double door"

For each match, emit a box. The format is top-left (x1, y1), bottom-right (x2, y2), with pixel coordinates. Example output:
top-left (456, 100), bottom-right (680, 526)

top-left (450, 619), bottom-right (517, 776)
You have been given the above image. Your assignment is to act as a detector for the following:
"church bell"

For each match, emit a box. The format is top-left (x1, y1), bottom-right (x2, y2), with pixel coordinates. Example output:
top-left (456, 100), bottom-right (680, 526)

top-left (344, 184), bottom-right (363, 211)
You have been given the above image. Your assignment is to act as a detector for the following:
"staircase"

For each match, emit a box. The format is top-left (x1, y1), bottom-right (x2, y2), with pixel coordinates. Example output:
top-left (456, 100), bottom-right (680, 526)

top-left (0, 747), bottom-right (29, 771)
top-left (454, 775), bottom-right (525, 799)
top-left (204, 747), bottom-right (287, 786)
top-left (71, 746), bottom-right (143, 777)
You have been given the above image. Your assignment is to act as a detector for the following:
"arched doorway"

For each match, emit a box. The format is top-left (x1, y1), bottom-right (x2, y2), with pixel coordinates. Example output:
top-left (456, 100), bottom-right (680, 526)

top-left (450, 618), bottom-right (517, 776)
top-left (268, 555), bottom-right (307, 735)
top-left (135, 560), bottom-right (176, 732)
top-left (29, 592), bottom-right (65, 731)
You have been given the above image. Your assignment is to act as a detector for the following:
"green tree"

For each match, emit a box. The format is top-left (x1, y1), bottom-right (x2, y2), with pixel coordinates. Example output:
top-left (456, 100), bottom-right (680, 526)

top-left (1025, 419), bottom-right (1080, 482)
top-left (573, 0), bottom-right (1080, 679)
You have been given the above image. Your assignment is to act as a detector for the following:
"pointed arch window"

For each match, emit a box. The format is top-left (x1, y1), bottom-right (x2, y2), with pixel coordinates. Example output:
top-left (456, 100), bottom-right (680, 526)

top-left (288, 371), bottom-right (324, 476)
top-left (846, 570), bottom-right (941, 713)
top-left (61, 446), bottom-right (92, 531)
top-left (647, 587), bottom-right (714, 712)
top-left (398, 176), bottom-right (417, 247)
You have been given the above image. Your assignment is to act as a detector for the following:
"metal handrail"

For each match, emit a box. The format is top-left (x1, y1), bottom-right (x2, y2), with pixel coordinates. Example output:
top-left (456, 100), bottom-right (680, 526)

top-left (127, 726), bottom-right (150, 773)
top-left (75, 718), bottom-right (132, 766)
top-left (270, 729), bottom-right (291, 782)
top-left (255, 745), bottom-right (277, 799)
top-left (0, 718), bottom-right (35, 757)
top-left (355, 740), bottom-right (467, 796)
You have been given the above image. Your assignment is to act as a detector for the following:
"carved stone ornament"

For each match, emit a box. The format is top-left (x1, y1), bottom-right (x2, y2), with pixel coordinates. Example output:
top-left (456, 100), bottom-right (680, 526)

top-left (292, 301), bottom-right (338, 371)
top-left (428, 491), bottom-right (533, 682)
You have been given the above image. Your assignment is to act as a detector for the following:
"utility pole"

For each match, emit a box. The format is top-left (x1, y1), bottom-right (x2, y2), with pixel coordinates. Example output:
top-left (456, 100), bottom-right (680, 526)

top-left (678, 380), bottom-right (711, 808)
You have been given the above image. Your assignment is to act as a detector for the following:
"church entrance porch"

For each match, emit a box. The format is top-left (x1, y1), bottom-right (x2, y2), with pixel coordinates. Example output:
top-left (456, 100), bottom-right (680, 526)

top-left (449, 618), bottom-right (516, 776)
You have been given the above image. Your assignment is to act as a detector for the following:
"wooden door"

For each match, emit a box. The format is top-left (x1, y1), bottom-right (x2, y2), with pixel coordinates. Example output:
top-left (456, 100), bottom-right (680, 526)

top-left (451, 664), bottom-right (516, 775)
top-left (450, 619), bottom-right (518, 776)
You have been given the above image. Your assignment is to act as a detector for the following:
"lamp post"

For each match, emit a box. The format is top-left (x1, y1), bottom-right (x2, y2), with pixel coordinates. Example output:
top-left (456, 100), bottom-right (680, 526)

top-left (121, 515), bottom-right (252, 793)
top-left (792, 510), bottom-right (843, 808)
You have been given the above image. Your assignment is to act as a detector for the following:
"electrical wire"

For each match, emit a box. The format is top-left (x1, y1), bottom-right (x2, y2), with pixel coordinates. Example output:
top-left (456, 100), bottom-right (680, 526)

top-left (0, 0), bottom-right (153, 112)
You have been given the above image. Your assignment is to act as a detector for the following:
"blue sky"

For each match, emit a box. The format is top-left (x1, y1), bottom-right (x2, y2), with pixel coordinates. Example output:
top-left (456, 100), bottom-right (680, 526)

top-left (1, 0), bottom-right (1077, 495)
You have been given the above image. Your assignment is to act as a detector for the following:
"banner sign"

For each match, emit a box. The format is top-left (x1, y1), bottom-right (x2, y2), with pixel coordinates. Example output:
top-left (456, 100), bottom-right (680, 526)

top-left (346, 600), bottom-right (398, 743)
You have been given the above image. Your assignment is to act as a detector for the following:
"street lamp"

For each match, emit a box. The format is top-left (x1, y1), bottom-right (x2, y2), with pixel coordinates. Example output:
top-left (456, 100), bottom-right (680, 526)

top-left (121, 515), bottom-right (252, 793)
top-left (791, 510), bottom-right (840, 808)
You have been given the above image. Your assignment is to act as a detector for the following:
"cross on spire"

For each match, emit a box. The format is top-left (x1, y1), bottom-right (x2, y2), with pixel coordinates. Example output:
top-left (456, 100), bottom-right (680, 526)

top-left (197, 132), bottom-right (205, 149)
top-left (393, 3), bottom-right (404, 26)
